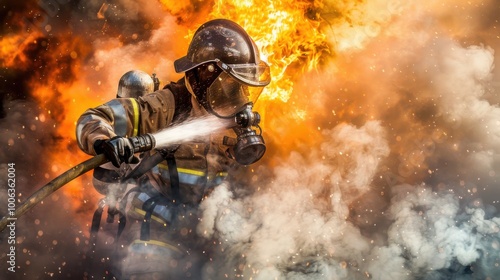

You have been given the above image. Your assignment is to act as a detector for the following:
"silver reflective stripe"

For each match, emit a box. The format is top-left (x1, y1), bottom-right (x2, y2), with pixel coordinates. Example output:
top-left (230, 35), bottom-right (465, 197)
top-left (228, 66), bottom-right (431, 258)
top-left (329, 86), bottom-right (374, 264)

top-left (137, 192), bottom-right (151, 202)
top-left (76, 115), bottom-right (113, 144)
top-left (107, 99), bottom-right (128, 136)
top-left (136, 193), bottom-right (173, 222)
top-left (213, 175), bottom-right (227, 185)
top-left (76, 115), bottom-right (92, 143)
top-left (151, 204), bottom-right (173, 222)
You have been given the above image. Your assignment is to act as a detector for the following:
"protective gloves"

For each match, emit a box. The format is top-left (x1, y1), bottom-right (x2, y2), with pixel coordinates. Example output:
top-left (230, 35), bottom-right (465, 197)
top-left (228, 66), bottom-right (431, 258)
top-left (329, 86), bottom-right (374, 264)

top-left (94, 136), bottom-right (137, 167)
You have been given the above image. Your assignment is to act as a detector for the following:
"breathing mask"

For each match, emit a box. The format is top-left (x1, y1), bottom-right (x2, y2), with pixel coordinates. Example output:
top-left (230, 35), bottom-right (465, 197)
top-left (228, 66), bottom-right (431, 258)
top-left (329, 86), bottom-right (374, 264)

top-left (224, 103), bottom-right (266, 165)
top-left (185, 59), bottom-right (269, 165)
top-left (173, 19), bottom-right (272, 165)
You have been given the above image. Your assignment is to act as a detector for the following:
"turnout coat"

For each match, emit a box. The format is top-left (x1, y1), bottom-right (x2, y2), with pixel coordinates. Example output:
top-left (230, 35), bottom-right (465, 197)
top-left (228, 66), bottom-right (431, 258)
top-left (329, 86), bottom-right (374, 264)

top-left (76, 78), bottom-right (237, 278)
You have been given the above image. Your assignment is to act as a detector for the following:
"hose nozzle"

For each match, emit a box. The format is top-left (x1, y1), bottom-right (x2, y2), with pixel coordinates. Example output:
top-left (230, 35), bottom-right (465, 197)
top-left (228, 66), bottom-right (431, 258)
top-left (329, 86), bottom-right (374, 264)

top-left (129, 133), bottom-right (156, 153)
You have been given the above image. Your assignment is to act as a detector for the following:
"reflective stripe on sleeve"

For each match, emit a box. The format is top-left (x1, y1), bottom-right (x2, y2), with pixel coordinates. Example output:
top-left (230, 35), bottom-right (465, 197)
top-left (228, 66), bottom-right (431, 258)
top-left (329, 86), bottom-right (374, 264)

top-left (76, 114), bottom-right (114, 144)
top-left (129, 98), bottom-right (140, 136)
top-left (107, 99), bottom-right (128, 137)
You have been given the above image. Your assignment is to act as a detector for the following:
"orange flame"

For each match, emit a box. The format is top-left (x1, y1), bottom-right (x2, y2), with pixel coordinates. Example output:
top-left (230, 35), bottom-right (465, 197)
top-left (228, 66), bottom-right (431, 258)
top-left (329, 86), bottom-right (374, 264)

top-left (1, 13), bottom-right (100, 225)
top-left (209, 0), bottom-right (329, 104)
top-left (199, 0), bottom-right (332, 158)
top-left (1, 0), bottom-right (412, 231)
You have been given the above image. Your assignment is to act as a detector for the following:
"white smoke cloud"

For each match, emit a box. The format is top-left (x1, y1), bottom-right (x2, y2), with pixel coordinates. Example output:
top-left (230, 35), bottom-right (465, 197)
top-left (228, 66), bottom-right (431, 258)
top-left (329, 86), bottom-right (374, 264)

top-left (198, 121), bottom-right (391, 279)
top-left (416, 39), bottom-right (500, 172)
top-left (198, 120), bottom-right (500, 279)
top-left (4, 0), bottom-right (500, 278)
top-left (380, 184), bottom-right (500, 279)
top-left (196, 1), bottom-right (500, 279)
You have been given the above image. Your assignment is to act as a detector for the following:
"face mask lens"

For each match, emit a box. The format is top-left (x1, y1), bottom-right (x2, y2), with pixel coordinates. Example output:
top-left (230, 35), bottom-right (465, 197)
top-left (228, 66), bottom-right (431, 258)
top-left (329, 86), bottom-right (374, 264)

top-left (207, 73), bottom-right (257, 117)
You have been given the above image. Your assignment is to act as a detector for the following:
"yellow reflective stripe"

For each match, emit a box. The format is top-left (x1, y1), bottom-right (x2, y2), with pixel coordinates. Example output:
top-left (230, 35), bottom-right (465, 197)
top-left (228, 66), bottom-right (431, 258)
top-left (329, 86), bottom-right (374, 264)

top-left (133, 207), bottom-right (167, 224)
top-left (129, 98), bottom-right (139, 136)
top-left (216, 171), bottom-right (228, 177)
top-left (178, 168), bottom-right (205, 176)
top-left (158, 164), bottom-right (206, 176)
top-left (132, 239), bottom-right (182, 253)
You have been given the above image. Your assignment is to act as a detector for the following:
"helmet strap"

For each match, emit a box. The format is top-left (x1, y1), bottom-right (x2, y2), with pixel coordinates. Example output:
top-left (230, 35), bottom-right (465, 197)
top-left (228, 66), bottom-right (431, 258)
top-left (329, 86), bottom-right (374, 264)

top-left (185, 63), bottom-right (222, 112)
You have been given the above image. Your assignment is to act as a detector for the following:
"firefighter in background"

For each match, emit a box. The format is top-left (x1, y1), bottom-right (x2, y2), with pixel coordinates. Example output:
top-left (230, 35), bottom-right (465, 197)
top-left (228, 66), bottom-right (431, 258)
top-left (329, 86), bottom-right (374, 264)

top-left (87, 70), bottom-right (156, 275)
top-left (76, 19), bottom-right (271, 279)
top-left (92, 70), bottom-right (156, 197)
top-left (117, 70), bottom-right (158, 99)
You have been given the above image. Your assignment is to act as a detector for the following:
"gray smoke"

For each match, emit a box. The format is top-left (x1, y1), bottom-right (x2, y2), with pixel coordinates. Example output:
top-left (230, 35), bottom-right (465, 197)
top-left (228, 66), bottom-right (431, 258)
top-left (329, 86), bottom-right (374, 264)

top-left (0, 99), bottom-right (91, 279)
top-left (198, 121), bottom-right (392, 279)
top-left (2, 0), bottom-right (500, 279)
top-left (195, 1), bottom-right (500, 279)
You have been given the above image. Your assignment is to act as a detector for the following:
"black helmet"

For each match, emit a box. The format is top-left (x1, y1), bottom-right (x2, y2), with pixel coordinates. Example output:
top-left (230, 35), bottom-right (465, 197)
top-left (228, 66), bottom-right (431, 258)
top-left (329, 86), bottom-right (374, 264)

top-left (175, 19), bottom-right (271, 117)
top-left (174, 19), bottom-right (270, 86)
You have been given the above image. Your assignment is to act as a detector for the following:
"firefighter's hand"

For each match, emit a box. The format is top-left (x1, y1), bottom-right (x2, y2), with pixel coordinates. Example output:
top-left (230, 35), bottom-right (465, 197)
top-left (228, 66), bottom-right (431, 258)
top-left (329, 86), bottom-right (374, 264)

top-left (94, 137), bottom-right (136, 167)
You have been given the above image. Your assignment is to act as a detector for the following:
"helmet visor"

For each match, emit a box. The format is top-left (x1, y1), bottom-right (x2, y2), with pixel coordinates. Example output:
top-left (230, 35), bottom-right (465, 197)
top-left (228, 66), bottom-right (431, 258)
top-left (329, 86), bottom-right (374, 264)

top-left (207, 72), bottom-right (264, 117)
top-left (217, 60), bottom-right (271, 87)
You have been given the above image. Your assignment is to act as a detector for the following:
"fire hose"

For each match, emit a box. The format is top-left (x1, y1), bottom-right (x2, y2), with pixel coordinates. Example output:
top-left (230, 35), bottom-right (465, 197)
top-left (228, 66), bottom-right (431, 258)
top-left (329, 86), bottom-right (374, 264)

top-left (0, 134), bottom-right (156, 232)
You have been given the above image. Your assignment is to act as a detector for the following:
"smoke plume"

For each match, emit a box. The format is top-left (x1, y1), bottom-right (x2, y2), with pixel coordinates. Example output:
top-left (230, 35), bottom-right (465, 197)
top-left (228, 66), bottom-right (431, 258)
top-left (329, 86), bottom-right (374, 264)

top-left (1, 0), bottom-right (500, 279)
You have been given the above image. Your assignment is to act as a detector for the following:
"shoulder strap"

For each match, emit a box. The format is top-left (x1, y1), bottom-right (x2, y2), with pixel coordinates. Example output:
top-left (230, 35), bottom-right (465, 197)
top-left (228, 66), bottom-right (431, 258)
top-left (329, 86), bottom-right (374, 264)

top-left (158, 148), bottom-right (181, 203)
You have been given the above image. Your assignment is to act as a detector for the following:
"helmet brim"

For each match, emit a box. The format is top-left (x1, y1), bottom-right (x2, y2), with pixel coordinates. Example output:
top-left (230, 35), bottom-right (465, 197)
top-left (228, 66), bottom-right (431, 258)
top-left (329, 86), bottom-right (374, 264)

top-left (176, 58), bottom-right (271, 88)
top-left (174, 56), bottom-right (200, 73)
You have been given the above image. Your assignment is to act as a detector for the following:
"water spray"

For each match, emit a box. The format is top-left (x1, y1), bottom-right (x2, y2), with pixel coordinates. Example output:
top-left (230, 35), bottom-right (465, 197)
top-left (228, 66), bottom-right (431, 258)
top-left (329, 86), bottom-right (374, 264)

top-left (0, 115), bottom-right (229, 232)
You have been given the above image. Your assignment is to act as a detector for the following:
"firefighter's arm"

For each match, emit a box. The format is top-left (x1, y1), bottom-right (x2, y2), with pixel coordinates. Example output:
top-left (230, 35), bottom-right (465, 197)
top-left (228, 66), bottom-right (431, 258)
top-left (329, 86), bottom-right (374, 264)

top-left (76, 98), bottom-right (138, 155)
top-left (75, 90), bottom-right (175, 155)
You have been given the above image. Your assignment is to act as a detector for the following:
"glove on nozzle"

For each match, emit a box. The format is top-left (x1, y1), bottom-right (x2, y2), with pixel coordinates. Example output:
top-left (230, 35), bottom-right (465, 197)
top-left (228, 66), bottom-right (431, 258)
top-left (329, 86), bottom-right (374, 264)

top-left (94, 136), bottom-right (137, 167)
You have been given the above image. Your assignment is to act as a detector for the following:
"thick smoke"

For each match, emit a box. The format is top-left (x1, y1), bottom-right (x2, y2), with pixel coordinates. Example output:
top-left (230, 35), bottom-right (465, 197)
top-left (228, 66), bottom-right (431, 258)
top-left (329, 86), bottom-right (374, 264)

top-left (0, 99), bottom-right (92, 278)
top-left (0, 0), bottom-right (211, 278)
top-left (2, 0), bottom-right (500, 279)
top-left (196, 1), bottom-right (500, 279)
top-left (198, 122), bottom-right (500, 279)
top-left (198, 121), bottom-right (390, 279)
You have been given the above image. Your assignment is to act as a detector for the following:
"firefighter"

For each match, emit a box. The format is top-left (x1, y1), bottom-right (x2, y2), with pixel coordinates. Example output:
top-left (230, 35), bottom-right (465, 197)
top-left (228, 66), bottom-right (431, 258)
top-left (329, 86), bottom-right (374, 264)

top-left (87, 70), bottom-right (155, 276)
top-left (117, 70), bottom-right (157, 99)
top-left (92, 70), bottom-right (156, 197)
top-left (76, 19), bottom-right (271, 279)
